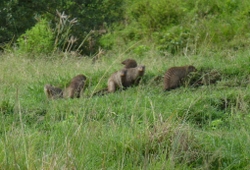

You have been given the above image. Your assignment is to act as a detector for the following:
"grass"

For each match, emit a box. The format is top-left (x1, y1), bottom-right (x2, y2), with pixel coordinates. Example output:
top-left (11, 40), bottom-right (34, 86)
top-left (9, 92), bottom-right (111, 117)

top-left (0, 49), bottom-right (250, 169)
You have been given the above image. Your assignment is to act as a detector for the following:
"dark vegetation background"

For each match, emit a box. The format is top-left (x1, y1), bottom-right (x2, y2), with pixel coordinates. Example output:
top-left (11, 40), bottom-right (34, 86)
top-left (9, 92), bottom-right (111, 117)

top-left (1, 0), bottom-right (250, 55)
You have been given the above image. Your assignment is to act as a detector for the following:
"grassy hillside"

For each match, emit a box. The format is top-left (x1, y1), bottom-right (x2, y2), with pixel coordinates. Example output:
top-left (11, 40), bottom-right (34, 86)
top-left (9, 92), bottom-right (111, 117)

top-left (0, 49), bottom-right (250, 169)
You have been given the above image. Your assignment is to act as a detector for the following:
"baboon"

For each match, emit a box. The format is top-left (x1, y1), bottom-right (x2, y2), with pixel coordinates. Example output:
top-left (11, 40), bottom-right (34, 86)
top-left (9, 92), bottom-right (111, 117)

top-left (122, 65), bottom-right (146, 88)
top-left (108, 69), bottom-right (127, 93)
top-left (164, 65), bottom-right (197, 91)
top-left (121, 58), bottom-right (138, 68)
top-left (63, 74), bottom-right (87, 98)
top-left (44, 84), bottom-right (63, 99)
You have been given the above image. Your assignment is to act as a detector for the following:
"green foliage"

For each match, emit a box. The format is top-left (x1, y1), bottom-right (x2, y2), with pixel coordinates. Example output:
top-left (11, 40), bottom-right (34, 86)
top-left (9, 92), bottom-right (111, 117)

top-left (133, 45), bottom-right (150, 56)
top-left (100, 0), bottom-right (186, 53)
top-left (101, 0), bottom-right (250, 54)
top-left (125, 0), bottom-right (184, 31)
top-left (50, 0), bottom-right (124, 55)
top-left (0, 0), bottom-right (124, 55)
top-left (153, 26), bottom-right (190, 54)
top-left (3, 0), bottom-right (250, 55)
top-left (53, 10), bottom-right (82, 53)
top-left (0, 0), bottom-right (37, 45)
top-left (17, 19), bottom-right (54, 55)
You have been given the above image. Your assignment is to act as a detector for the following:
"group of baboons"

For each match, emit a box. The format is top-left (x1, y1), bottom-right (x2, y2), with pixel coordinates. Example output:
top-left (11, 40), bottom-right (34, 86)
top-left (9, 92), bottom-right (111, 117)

top-left (44, 58), bottom-right (199, 99)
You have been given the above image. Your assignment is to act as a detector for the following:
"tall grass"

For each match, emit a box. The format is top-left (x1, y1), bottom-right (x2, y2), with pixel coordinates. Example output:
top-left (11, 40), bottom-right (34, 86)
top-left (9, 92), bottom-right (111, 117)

top-left (0, 49), bottom-right (250, 169)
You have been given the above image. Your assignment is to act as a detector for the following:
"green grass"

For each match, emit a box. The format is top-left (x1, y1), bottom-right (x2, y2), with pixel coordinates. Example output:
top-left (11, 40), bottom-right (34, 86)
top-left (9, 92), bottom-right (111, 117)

top-left (0, 49), bottom-right (250, 169)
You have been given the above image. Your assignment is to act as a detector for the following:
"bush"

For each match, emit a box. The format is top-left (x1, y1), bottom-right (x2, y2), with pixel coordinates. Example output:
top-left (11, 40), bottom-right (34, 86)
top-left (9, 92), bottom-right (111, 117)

top-left (17, 19), bottom-right (54, 55)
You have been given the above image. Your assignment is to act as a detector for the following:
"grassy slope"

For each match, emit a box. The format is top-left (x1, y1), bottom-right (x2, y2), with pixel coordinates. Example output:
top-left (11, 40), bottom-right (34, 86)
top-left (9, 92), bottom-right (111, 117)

top-left (0, 50), bottom-right (250, 169)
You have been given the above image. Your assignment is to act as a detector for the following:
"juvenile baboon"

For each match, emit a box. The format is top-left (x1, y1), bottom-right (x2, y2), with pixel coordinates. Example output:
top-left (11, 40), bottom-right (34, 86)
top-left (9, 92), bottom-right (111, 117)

top-left (108, 69), bottom-right (127, 93)
top-left (164, 65), bottom-right (197, 91)
top-left (122, 65), bottom-right (146, 88)
top-left (121, 58), bottom-right (138, 68)
top-left (64, 74), bottom-right (87, 98)
top-left (44, 84), bottom-right (63, 99)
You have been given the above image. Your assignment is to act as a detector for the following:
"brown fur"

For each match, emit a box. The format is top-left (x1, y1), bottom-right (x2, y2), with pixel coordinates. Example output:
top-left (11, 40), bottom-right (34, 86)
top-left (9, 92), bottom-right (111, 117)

top-left (121, 58), bottom-right (138, 68)
top-left (164, 65), bottom-right (196, 91)
top-left (108, 69), bottom-right (127, 93)
top-left (122, 65), bottom-right (146, 88)
top-left (44, 84), bottom-right (63, 99)
top-left (64, 74), bottom-right (87, 98)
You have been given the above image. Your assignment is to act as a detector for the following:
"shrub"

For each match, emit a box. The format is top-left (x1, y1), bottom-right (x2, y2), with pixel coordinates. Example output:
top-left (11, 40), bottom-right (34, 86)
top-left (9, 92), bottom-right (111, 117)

top-left (17, 18), bottom-right (54, 55)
